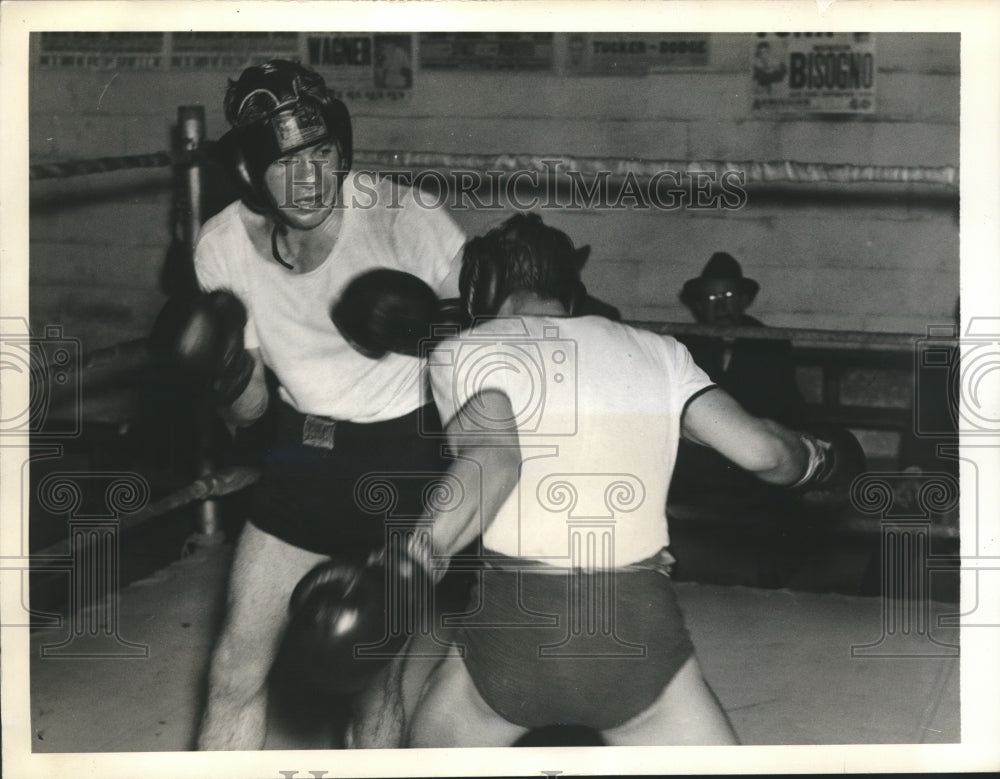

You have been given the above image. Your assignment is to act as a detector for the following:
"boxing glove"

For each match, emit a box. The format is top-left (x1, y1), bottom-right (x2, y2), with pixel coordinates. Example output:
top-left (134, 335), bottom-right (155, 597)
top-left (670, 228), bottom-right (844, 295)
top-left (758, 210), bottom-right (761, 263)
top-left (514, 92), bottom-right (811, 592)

top-left (790, 424), bottom-right (867, 493)
top-left (285, 549), bottom-right (434, 694)
top-left (150, 290), bottom-right (255, 404)
top-left (331, 268), bottom-right (465, 359)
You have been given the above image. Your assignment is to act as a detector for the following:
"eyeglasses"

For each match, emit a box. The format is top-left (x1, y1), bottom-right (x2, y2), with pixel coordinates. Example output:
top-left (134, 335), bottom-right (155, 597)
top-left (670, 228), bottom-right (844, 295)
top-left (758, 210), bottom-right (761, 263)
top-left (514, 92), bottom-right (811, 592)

top-left (703, 290), bottom-right (736, 302)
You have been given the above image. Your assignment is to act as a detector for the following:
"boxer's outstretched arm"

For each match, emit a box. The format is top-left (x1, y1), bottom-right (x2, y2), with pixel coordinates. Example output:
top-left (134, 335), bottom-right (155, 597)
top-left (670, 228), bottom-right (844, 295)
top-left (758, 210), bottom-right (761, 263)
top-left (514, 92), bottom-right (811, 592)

top-left (681, 387), bottom-right (808, 486)
top-left (421, 390), bottom-right (521, 568)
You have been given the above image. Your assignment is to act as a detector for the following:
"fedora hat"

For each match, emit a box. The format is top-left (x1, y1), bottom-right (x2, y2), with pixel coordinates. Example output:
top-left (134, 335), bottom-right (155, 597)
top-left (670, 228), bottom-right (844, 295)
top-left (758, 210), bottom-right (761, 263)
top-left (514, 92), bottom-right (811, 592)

top-left (680, 252), bottom-right (759, 307)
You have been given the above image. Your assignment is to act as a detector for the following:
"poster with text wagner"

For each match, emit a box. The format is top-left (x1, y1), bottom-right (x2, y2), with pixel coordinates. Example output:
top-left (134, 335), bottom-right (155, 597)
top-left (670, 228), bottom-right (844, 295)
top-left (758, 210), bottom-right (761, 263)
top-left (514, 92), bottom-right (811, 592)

top-left (305, 33), bottom-right (414, 104)
top-left (750, 33), bottom-right (876, 114)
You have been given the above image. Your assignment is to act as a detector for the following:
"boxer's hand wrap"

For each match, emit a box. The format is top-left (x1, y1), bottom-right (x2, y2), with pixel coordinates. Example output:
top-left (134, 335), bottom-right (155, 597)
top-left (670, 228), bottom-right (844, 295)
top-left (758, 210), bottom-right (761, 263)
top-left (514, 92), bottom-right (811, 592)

top-left (789, 427), bottom-right (866, 492)
top-left (405, 528), bottom-right (445, 585)
top-left (789, 433), bottom-right (832, 489)
top-left (151, 290), bottom-right (255, 404)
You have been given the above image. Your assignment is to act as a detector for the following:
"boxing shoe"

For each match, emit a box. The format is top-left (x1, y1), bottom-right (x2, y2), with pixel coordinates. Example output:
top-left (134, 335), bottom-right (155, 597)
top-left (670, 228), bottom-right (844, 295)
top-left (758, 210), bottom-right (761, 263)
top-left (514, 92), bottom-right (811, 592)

top-left (150, 290), bottom-right (255, 403)
top-left (331, 268), bottom-right (465, 359)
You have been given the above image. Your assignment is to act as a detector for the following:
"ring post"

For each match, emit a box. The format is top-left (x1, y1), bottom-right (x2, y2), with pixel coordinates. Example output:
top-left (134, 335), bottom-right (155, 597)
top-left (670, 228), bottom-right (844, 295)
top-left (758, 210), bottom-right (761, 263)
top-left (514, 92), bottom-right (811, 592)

top-left (178, 106), bottom-right (205, 261)
top-left (179, 106), bottom-right (222, 542)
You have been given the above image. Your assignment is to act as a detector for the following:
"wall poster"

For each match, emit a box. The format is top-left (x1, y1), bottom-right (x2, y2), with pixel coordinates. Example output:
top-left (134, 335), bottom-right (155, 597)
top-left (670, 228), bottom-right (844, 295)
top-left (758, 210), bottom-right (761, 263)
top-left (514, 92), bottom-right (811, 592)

top-left (751, 32), bottom-right (876, 114)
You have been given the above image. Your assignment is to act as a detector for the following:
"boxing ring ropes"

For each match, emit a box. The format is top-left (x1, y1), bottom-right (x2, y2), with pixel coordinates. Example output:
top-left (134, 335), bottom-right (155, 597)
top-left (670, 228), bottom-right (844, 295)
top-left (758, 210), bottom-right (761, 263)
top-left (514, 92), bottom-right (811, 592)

top-left (27, 105), bottom-right (961, 659)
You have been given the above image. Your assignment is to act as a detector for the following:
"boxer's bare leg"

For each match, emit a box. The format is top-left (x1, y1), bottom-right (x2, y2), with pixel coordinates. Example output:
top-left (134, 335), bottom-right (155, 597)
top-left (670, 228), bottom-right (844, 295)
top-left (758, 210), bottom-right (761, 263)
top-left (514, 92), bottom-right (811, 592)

top-left (198, 522), bottom-right (327, 750)
top-left (406, 644), bottom-right (529, 747)
top-left (348, 632), bottom-right (455, 748)
top-left (603, 655), bottom-right (739, 746)
top-left (347, 653), bottom-right (409, 748)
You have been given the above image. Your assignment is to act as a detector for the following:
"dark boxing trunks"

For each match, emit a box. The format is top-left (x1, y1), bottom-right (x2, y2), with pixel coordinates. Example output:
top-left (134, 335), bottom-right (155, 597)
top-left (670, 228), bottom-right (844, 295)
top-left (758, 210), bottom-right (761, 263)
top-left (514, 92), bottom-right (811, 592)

top-left (454, 550), bottom-right (694, 730)
top-left (249, 401), bottom-right (448, 556)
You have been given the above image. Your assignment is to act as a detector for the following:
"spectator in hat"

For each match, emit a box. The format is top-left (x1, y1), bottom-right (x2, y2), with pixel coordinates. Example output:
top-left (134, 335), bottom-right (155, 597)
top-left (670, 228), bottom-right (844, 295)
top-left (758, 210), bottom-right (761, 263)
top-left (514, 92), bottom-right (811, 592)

top-left (675, 252), bottom-right (805, 424)
top-left (669, 252), bottom-right (808, 587)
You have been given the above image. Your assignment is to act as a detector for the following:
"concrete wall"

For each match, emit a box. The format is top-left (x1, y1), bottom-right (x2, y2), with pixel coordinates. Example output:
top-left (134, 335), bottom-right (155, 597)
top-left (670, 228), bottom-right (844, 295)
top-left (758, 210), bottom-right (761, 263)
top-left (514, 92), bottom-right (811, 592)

top-left (28, 33), bottom-right (959, 354)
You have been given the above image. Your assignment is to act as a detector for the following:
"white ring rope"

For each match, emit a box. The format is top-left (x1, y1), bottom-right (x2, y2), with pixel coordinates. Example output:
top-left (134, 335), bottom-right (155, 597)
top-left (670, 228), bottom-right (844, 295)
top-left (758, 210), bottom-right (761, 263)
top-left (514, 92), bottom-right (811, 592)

top-left (354, 151), bottom-right (959, 189)
top-left (31, 146), bottom-right (959, 190)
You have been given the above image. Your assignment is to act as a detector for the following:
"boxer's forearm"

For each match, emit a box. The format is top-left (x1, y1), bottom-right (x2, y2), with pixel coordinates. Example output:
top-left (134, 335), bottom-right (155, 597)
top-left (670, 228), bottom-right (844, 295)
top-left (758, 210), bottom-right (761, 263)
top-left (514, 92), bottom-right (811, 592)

top-left (219, 349), bottom-right (269, 429)
top-left (747, 417), bottom-right (810, 486)
top-left (219, 377), bottom-right (268, 428)
top-left (682, 387), bottom-right (808, 485)
top-left (430, 444), bottom-right (521, 559)
top-left (417, 389), bottom-right (521, 578)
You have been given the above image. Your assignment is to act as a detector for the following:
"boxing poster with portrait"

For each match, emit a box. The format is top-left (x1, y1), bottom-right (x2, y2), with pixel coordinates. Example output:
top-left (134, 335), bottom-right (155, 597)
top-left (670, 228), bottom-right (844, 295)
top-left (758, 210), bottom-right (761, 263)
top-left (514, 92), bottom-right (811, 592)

top-left (750, 32), bottom-right (877, 114)
top-left (305, 33), bottom-right (414, 105)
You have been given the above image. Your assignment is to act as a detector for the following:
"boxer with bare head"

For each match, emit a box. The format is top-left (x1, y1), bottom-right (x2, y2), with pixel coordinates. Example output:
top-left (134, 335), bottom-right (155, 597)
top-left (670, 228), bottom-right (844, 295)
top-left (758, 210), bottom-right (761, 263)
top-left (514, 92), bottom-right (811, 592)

top-left (333, 213), bottom-right (863, 747)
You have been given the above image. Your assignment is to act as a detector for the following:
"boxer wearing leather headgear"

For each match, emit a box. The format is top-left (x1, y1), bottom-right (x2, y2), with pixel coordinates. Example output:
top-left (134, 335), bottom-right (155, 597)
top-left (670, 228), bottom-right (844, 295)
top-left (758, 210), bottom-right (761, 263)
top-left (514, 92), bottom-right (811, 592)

top-left (458, 213), bottom-right (587, 320)
top-left (220, 61), bottom-right (352, 213)
top-left (218, 60), bottom-right (353, 267)
top-left (186, 58), bottom-right (467, 750)
top-left (348, 213), bottom-right (864, 747)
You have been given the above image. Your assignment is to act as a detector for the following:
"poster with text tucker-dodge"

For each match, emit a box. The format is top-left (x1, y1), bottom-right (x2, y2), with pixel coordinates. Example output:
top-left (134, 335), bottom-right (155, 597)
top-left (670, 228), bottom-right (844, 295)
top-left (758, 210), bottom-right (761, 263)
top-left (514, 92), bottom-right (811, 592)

top-left (750, 32), bottom-right (876, 114)
top-left (563, 33), bottom-right (710, 74)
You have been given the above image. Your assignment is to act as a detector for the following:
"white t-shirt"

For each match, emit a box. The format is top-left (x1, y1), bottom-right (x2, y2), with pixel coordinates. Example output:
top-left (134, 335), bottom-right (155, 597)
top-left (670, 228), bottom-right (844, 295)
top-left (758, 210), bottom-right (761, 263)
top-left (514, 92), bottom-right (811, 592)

top-left (194, 173), bottom-right (466, 422)
top-left (429, 315), bottom-right (715, 567)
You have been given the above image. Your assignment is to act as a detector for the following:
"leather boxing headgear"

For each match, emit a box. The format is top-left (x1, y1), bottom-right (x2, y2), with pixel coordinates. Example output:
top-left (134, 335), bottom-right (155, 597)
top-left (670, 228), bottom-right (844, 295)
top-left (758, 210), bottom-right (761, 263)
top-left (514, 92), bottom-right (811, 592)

top-left (459, 213), bottom-right (586, 321)
top-left (217, 59), bottom-right (352, 220)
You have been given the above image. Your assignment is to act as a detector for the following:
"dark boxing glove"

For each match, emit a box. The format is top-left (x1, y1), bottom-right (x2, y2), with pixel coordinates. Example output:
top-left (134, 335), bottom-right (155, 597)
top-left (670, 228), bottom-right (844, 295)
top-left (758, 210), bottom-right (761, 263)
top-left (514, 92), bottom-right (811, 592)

top-left (331, 268), bottom-right (466, 359)
top-left (150, 290), bottom-right (255, 404)
top-left (285, 549), bottom-right (434, 695)
top-left (790, 424), bottom-right (867, 493)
